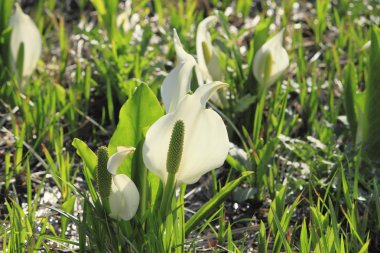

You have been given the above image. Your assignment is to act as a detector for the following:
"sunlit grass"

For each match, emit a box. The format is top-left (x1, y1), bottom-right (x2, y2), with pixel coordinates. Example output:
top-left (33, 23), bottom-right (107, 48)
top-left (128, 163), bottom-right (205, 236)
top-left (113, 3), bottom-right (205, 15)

top-left (0, 0), bottom-right (380, 252)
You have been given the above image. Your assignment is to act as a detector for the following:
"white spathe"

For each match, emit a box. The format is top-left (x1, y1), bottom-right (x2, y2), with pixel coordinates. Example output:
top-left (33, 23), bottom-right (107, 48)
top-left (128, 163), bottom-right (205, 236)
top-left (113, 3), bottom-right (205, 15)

top-left (9, 3), bottom-right (42, 77)
top-left (253, 29), bottom-right (289, 89)
top-left (161, 29), bottom-right (202, 113)
top-left (107, 146), bottom-right (136, 175)
top-left (143, 82), bottom-right (230, 185)
top-left (107, 147), bottom-right (139, 221)
top-left (196, 16), bottom-right (223, 83)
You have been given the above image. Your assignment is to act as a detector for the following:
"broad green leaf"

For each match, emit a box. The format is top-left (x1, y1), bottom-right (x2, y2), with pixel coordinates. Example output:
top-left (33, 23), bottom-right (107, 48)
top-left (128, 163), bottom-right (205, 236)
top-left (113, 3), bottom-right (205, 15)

top-left (72, 138), bottom-right (97, 179)
top-left (108, 83), bottom-right (163, 175)
top-left (234, 94), bottom-right (256, 113)
top-left (61, 195), bottom-right (77, 237)
top-left (253, 18), bottom-right (271, 58)
top-left (185, 171), bottom-right (253, 236)
top-left (362, 26), bottom-right (380, 161)
top-left (232, 186), bottom-right (256, 203)
top-left (108, 83), bottom-right (163, 219)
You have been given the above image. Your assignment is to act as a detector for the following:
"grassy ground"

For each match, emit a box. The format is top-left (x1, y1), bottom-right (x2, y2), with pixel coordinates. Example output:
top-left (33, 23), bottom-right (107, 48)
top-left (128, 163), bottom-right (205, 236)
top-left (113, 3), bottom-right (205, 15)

top-left (1, 0), bottom-right (380, 252)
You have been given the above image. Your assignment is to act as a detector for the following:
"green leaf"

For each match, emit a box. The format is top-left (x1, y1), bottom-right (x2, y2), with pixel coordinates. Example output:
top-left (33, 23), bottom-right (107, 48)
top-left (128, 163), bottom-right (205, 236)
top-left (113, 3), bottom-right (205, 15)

top-left (108, 83), bottom-right (163, 175)
top-left (185, 171), bottom-right (253, 236)
top-left (258, 220), bottom-right (267, 253)
top-left (268, 185), bottom-right (286, 234)
top-left (246, 18), bottom-right (271, 95)
top-left (16, 42), bottom-right (24, 79)
top-left (61, 195), bottom-right (77, 237)
top-left (253, 18), bottom-right (272, 55)
top-left (358, 240), bottom-right (370, 253)
top-left (0, 0), bottom-right (14, 30)
top-left (234, 94), bottom-right (256, 113)
top-left (343, 61), bottom-right (358, 140)
top-left (362, 26), bottom-right (380, 161)
top-left (72, 138), bottom-right (97, 179)
top-left (300, 218), bottom-right (310, 253)
top-left (270, 205), bottom-right (293, 253)
top-left (108, 83), bottom-right (163, 220)
top-left (54, 83), bottom-right (66, 105)
top-left (355, 91), bottom-right (366, 145)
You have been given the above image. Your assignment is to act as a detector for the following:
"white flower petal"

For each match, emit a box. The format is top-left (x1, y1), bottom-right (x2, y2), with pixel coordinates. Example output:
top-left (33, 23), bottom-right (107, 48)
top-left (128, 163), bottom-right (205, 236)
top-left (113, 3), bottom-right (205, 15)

top-left (107, 147), bottom-right (135, 175)
top-left (253, 29), bottom-right (289, 88)
top-left (194, 64), bottom-right (205, 87)
top-left (196, 16), bottom-right (217, 81)
top-left (173, 29), bottom-right (193, 64)
top-left (194, 81), bottom-right (227, 107)
top-left (9, 3), bottom-right (42, 77)
top-left (161, 29), bottom-right (197, 112)
top-left (195, 16), bottom-right (224, 107)
top-left (109, 174), bottom-right (140, 221)
top-left (143, 82), bottom-right (229, 185)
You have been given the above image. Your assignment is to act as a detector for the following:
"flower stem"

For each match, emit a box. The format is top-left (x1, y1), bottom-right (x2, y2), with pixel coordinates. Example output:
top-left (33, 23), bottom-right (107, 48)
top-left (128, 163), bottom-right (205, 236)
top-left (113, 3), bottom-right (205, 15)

top-left (160, 120), bottom-right (185, 219)
top-left (159, 172), bottom-right (176, 219)
top-left (101, 196), bottom-right (111, 215)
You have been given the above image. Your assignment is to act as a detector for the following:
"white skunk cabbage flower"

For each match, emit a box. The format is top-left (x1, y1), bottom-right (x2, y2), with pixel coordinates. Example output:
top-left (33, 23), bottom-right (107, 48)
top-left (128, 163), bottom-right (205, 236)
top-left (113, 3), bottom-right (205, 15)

top-left (9, 3), bottom-right (42, 78)
top-left (161, 29), bottom-right (203, 113)
top-left (196, 16), bottom-right (223, 83)
top-left (143, 82), bottom-right (229, 185)
top-left (253, 29), bottom-right (289, 90)
top-left (107, 147), bottom-right (139, 221)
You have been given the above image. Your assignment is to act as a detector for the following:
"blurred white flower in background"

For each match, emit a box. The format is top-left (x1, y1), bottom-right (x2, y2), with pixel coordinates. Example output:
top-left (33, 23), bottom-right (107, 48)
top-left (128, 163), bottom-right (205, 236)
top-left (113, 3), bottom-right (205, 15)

top-left (253, 29), bottom-right (289, 91)
top-left (196, 16), bottom-right (223, 83)
top-left (9, 3), bottom-right (42, 78)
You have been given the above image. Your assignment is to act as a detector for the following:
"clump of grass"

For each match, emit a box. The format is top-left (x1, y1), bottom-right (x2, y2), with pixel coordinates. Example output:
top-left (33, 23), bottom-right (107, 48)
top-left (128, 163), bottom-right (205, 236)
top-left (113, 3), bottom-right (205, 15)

top-left (0, 0), bottom-right (380, 252)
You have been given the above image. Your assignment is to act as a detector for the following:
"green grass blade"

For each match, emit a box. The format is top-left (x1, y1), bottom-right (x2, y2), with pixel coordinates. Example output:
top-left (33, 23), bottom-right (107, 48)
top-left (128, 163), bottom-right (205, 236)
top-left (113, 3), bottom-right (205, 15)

top-left (343, 61), bottom-right (358, 139)
top-left (362, 26), bottom-right (380, 161)
top-left (185, 171), bottom-right (253, 236)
